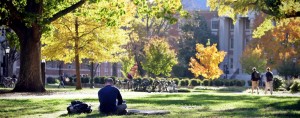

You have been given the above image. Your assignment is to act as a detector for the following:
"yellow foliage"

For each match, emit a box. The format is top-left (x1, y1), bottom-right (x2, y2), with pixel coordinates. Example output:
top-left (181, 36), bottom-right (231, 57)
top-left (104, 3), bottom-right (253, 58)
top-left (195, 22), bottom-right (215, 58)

top-left (189, 44), bottom-right (226, 80)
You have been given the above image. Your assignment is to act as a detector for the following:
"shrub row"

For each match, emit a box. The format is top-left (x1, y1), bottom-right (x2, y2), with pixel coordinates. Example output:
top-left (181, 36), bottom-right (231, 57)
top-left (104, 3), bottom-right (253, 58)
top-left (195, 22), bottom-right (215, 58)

top-left (178, 79), bottom-right (246, 87)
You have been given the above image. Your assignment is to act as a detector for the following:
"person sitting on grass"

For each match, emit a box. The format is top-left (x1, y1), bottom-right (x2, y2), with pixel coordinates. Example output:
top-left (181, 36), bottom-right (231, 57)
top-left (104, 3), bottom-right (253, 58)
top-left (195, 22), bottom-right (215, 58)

top-left (98, 78), bottom-right (127, 115)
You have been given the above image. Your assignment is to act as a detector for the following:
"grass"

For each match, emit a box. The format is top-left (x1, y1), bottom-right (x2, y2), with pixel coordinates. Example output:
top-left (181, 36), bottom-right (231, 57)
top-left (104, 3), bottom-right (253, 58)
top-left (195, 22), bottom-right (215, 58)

top-left (0, 86), bottom-right (300, 117)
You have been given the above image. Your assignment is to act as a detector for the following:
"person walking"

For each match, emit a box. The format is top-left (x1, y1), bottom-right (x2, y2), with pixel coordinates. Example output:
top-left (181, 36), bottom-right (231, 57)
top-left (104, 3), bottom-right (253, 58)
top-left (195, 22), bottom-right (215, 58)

top-left (98, 78), bottom-right (127, 115)
top-left (265, 67), bottom-right (273, 95)
top-left (58, 74), bottom-right (65, 88)
top-left (251, 67), bottom-right (260, 94)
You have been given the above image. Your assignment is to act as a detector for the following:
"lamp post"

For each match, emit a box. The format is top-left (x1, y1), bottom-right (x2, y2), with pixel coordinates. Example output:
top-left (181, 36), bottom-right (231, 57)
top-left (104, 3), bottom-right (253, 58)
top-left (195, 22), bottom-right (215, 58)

top-left (292, 58), bottom-right (297, 78)
top-left (41, 59), bottom-right (46, 87)
top-left (5, 47), bottom-right (10, 77)
top-left (224, 63), bottom-right (228, 79)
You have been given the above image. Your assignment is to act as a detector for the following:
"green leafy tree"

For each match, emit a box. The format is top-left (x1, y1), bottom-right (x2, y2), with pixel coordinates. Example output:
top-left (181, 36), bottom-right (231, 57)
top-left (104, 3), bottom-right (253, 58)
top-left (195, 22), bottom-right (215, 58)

top-left (0, 0), bottom-right (89, 92)
top-left (175, 12), bottom-right (218, 77)
top-left (120, 54), bottom-right (135, 77)
top-left (127, 0), bottom-right (187, 76)
top-left (42, 1), bottom-right (133, 89)
top-left (142, 37), bottom-right (178, 77)
top-left (240, 45), bottom-right (267, 74)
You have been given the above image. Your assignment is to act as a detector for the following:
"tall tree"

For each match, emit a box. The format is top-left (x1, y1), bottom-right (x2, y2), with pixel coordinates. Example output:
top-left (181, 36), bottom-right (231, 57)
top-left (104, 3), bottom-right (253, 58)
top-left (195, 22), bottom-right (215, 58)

top-left (189, 44), bottom-right (226, 80)
top-left (175, 12), bottom-right (218, 77)
top-left (42, 1), bottom-right (134, 89)
top-left (0, 0), bottom-right (88, 92)
top-left (127, 0), bottom-right (187, 76)
top-left (240, 45), bottom-right (267, 74)
top-left (142, 37), bottom-right (178, 77)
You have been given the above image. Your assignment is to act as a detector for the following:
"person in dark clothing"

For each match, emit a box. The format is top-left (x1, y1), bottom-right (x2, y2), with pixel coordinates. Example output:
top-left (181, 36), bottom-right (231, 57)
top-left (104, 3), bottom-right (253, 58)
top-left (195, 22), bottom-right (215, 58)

top-left (127, 73), bottom-right (134, 90)
top-left (58, 74), bottom-right (65, 88)
top-left (98, 78), bottom-right (127, 115)
top-left (251, 67), bottom-right (260, 94)
top-left (265, 67), bottom-right (273, 95)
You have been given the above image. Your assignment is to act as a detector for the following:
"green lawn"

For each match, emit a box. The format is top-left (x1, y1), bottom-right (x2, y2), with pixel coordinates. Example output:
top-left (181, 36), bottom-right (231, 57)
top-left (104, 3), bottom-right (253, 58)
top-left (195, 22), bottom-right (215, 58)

top-left (0, 86), bottom-right (300, 118)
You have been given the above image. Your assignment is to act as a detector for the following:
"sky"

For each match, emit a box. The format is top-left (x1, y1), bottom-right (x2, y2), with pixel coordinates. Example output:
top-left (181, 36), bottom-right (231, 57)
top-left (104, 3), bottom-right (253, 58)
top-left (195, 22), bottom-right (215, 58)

top-left (181, 0), bottom-right (210, 11)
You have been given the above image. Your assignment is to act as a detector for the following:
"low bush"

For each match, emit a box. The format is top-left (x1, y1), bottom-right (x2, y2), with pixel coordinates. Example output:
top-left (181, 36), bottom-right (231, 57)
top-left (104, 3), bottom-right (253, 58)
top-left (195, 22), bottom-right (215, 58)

top-left (273, 76), bottom-right (284, 91)
top-left (179, 79), bottom-right (188, 86)
top-left (189, 79), bottom-right (200, 86)
top-left (81, 77), bottom-right (90, 83)
top-left (94, 77), bottom-right (101, 84)
top-left (47, 77), bottom-right (58, 84)
top-left (203, 79), bottom-right (210, 86)
top-left (248, 80), bottom-right (252, 86)
top-left (213, 79), bottom-right (224, 86)
top-left (99, 77), bottom-right (106, 84)
top-left (172, 78), bottom-right (180, 85)
top-left (224, 79), bottom-right (230, 86)
top-left (290, 80), bottom-right (300, 93)
top-left (236, 80), bottom-right (245, 86)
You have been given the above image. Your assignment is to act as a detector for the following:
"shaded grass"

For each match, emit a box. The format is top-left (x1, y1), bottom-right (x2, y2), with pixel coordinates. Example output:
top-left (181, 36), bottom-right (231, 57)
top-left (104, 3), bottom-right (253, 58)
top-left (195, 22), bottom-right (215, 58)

top-left (1, 86), bottom-right (300, 117)
top-left (1, 92), bottom-right (300, 118)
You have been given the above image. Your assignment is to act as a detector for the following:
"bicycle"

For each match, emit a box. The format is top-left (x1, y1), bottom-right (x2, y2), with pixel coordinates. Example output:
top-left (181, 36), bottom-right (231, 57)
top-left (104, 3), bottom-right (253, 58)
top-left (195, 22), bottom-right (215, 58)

top-left (2, 77), bottom-right (17, 88)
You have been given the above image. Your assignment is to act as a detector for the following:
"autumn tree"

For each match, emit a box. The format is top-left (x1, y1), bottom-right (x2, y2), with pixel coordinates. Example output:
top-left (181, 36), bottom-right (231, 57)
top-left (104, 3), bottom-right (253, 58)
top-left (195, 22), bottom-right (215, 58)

top-left (189, 44), bottom-right (226, 80)
top-left (42, 1), bottom-right (134, 89)
top-left (142, 37), bottom-right (178, 77)
top-left (240, 45), bottom-right (267, 74)
top-left (246, 14), bottom-right (300, 77)
top-left (207, 0), bottom-right (300, 38)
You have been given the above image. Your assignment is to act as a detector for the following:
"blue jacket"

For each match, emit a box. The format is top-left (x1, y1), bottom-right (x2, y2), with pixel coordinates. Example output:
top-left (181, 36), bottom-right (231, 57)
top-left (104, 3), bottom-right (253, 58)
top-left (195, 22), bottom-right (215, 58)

top-left (98, 85), bottom-right (123, 114)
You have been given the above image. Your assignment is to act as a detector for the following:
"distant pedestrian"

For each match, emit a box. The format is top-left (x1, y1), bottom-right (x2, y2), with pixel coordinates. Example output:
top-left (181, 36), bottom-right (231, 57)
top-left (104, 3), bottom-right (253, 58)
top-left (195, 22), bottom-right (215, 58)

top-left (265, 67), bottom-right (273, 95)
top-left (58, 74), bottom-right (65, 88)
top-left (251, 67), bottom-right (260, 94)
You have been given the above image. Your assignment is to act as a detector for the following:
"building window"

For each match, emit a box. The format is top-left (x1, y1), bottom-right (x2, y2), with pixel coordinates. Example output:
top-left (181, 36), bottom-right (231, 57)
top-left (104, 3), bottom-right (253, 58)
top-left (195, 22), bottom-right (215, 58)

top-left (104, 62), bottom-right (108, 73)
top-left (230, 58), bottom-right (233, 68)
top-left (229, 19), bottom-right (234, 30)
top-left (230, 38), bottom-right (234, 49)
top-left (68, 64), bottom-right (72, 69)
top-left (211, 20), bottom-right (219, 30)
top-left (245, 19), bottom-right (250, 29)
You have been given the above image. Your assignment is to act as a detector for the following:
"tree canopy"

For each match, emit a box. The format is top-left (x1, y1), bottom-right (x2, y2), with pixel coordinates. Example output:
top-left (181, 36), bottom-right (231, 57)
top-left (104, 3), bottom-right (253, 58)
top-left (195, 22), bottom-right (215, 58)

top-left (207, 0), bottom-right (300, 38)
top-left (189, 44), bottom-right (226, 80)
top-left (142, 37), bottom-right (178, 77)
top-left (174, 12), bottom-right (218, 77)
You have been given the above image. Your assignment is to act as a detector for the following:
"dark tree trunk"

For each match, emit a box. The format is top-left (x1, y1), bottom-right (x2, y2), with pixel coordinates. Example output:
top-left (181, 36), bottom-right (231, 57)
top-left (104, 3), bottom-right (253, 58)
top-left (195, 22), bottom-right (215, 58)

top-left (13, 27), bottom-right (45, 92)
top-left (90, 62), bottom-right (94, 88)
top-left (75, 17), bottom-right (82, 90)
top-left (112, 63), bottom-right (118, 77)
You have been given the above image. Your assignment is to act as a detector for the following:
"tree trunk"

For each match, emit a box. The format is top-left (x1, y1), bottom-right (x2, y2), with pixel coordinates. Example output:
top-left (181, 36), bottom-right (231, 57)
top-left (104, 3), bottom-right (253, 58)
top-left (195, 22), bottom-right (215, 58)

top-left (75, 17), bottom-right (82, 90)
top-left (112, 63), bottom-right (118, 77)
top-left (13, 27), bottom-right (45, 92)
top-left (90, 62), bottom-right (94, 88)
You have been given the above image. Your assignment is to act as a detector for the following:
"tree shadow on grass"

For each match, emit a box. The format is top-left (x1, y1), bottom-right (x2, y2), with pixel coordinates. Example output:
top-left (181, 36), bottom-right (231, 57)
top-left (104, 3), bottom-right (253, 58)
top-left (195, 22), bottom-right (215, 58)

top-left (126, 94), bottom-right (260, 106)
top-left (267, 100), bottom-right (300, 110)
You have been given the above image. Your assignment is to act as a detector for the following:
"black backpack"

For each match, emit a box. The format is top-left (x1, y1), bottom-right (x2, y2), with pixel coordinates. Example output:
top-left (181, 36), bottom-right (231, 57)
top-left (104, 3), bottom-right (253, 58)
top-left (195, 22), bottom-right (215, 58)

top-left (67, 101), bottom-right (92, 114)
top-left (266, 72), bottom-right (273, 82)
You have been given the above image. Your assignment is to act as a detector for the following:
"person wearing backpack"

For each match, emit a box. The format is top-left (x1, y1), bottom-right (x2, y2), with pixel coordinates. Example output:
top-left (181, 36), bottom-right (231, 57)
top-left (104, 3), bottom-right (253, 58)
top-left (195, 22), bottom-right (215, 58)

top-left (265, 67), bottom-right (273, 95)
top-left (251, 67), bottom-right (260, 94)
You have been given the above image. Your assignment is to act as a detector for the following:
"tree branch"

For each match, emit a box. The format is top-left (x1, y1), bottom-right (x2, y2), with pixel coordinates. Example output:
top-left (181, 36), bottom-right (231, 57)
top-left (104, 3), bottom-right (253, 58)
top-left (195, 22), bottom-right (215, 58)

top-left (45, 0), bottom-right (87, 23)
top-left (3, 0), bottom-right (23, 21)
